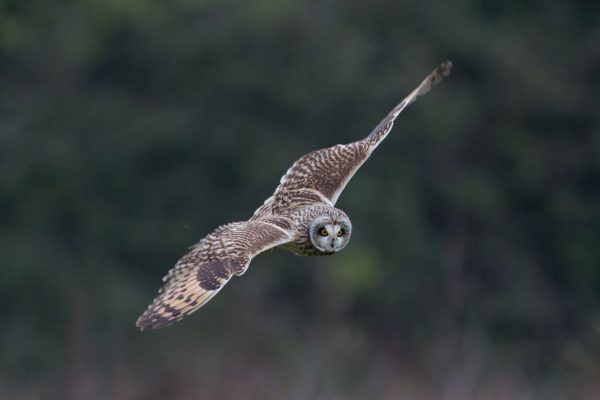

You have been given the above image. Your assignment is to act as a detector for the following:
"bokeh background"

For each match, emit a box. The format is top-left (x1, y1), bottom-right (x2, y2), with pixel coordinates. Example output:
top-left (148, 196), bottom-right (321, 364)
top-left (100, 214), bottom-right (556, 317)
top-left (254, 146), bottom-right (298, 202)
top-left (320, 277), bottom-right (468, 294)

top-left (1, 1), bottom-right (599, 399)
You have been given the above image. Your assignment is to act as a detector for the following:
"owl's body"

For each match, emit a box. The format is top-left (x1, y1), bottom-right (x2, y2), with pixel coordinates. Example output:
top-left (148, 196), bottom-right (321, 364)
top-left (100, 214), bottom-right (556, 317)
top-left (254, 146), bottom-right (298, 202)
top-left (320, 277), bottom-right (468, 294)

top-left (136, 62), bottom-right (451, 331)
top-left (256, 203), bottom-right (351, 257)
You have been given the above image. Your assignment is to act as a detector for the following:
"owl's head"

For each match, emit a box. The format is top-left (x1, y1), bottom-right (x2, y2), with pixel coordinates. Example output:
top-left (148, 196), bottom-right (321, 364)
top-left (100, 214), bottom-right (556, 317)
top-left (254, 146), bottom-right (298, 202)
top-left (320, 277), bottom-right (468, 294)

top-left (309, 215), bottom-right (352, 253)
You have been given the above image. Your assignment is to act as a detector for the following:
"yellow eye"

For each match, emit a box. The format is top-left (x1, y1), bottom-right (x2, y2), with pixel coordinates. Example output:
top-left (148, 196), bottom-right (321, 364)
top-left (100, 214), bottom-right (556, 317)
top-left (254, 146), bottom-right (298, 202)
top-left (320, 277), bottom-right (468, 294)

top-left (320, 228), bottom-right (328, 236)
top-left (337, 229), bottom-right (344, 237)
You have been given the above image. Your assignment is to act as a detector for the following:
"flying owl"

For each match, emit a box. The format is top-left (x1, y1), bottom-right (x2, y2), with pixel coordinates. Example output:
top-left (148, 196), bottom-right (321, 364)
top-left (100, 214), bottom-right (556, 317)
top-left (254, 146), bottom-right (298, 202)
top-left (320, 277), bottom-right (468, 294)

top-left (136, 61), bottom-right (452, 330)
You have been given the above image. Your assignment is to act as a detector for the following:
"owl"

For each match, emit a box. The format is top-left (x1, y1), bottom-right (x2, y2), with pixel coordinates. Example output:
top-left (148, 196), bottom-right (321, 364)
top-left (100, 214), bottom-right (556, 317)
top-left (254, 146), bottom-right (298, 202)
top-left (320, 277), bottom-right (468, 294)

top-left (136, 61), bottom-right (452, 330)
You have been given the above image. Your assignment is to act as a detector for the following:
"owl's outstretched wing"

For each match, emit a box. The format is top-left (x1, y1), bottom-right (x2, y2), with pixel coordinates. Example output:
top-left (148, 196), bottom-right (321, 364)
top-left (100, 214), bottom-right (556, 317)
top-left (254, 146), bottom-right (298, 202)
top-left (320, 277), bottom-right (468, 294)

top-left (258, 61), bottom-right (451, 215)
top-left (136, 219), bottom-right (293, 331)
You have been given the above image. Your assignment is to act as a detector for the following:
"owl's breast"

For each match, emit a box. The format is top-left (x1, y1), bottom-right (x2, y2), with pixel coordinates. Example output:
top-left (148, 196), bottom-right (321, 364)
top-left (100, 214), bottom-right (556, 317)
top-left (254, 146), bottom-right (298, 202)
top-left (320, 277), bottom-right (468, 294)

top-left (279, 239), bottom-right (335, 257)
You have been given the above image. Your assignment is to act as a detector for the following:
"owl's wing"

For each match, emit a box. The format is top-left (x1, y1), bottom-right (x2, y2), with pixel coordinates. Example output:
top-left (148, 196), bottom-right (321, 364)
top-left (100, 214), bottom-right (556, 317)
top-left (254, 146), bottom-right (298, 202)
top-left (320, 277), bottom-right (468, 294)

top-left (266, 61), bottom-right (451, 210)
top-left (136, 219), bottom-right (293, 330)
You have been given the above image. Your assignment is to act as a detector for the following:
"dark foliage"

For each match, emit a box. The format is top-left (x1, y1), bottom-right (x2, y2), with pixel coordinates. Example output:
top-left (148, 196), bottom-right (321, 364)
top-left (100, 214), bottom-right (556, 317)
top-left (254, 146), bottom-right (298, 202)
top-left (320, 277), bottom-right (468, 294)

top-left (1, 1), bottom-right (599, 398)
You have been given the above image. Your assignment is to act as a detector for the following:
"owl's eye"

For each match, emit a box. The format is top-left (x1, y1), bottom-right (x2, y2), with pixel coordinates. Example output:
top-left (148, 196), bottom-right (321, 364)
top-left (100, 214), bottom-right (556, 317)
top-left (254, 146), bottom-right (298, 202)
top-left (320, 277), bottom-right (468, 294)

top-left (320, 228), bottom-right (328, 236)
top-left (337, 228), bottom-right (344, 237)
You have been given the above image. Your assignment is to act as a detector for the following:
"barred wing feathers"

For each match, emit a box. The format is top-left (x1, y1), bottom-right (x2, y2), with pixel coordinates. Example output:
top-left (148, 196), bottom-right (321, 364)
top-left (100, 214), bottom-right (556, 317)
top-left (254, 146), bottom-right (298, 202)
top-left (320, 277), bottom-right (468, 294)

top-left (136, 220), bottom-right (292, 331)
top-left (263, 61), bottom-right (452, 210)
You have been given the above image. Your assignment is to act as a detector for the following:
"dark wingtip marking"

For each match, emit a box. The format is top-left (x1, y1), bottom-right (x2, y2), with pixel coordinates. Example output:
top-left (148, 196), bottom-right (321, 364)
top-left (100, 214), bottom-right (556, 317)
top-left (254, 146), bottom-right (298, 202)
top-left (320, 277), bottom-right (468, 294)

top-left (439, 60), bottom-right (453, 77)
top-left (136, 313), bottom-right (157, 331)
top-left (136, 314), bottom-right (181, 331)
top-left (136, 317), bottom-right (150, 331)
top-left (429, 61), bottom-right (453, 87)
top-left (136, 303), bottom-right (182, 332)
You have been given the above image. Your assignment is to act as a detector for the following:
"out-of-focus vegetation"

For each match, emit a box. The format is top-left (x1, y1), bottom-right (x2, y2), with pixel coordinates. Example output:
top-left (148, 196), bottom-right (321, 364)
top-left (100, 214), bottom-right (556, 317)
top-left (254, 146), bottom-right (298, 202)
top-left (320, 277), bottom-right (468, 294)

top-left (1, 0), bottom-right (599, 399)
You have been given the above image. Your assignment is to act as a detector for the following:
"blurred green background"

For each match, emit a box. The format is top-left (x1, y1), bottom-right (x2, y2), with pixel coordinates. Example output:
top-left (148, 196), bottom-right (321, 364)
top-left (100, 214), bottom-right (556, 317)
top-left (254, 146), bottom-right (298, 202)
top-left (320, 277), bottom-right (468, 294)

top-left (1, 0), bottom-right (599, 399)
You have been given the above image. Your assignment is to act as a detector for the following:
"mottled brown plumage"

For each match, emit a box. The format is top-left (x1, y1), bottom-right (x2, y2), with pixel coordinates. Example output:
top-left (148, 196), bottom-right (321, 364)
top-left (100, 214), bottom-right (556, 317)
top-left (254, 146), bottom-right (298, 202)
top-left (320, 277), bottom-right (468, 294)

top-left (137, 221), bottom-right (292, 330)
top-left (136, 61), bottom-right (451, 331)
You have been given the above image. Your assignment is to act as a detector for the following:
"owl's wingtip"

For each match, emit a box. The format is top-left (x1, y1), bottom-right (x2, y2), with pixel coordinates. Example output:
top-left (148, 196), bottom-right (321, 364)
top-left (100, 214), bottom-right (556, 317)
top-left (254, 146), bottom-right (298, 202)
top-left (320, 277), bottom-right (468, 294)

top-left (439, 60), bottom-right (453, 76)
top-left (136, 310), bottom-right (162, 332)
top-left (136, 317), bottom-right (148, 331)
top-left (430, 61), bottom-right (453, 86)
top-left (136, 307), bottom-right (183, 331)
top-left (136, 319), bottom-right (159, 332)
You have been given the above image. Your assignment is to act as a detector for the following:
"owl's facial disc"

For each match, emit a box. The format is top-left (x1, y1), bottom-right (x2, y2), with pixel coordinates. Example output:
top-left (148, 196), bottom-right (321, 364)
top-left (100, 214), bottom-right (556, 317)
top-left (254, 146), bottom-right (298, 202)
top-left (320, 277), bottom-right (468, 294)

top-left (309, 217), bottom-right (352, 253)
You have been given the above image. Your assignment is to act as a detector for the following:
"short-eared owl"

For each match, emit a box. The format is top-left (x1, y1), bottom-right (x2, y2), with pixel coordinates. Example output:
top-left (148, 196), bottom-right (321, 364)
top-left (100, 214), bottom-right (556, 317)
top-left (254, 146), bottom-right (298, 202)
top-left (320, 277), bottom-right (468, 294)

top-left (137, 62), bottom-right (452, 330)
